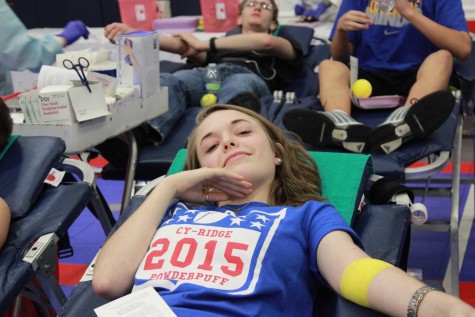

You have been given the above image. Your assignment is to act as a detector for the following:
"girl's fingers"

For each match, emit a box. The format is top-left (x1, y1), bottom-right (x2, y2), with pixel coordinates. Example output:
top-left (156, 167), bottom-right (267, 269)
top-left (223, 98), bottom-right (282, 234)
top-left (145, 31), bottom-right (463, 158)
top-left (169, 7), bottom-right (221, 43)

top-left (199, 171), bottom-right (253, 200)
top-left (173, 168), bottom-right (253, 202)
top-left (210, 173), bottom-right (253, 193)
top-left (211, 177), bottom-right (253, 195)
top-left (202, 186), bottom-right (250, 202)
top-left (209, 185), bottom-right (252, 198)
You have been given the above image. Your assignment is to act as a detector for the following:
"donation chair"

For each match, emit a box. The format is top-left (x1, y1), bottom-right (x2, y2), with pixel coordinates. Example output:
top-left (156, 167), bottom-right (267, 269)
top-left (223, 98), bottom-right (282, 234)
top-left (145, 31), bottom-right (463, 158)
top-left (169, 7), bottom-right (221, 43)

top-left (101, 24), bottom-right (463, 294)
top-left (0, 136), bottom-right (109, 315)
top-left (270, 33), bottom-right (470, 295)
top-left (58, 150), bottom-right (412, 317)
top-left (454, 39), bottom-right (475, 118)
top-left (358, 94), bottom-right (463, 297)
top-left (99, 24), bottom-right (329, 208)
top-left (277, 87), bottom-right (464, 296)
top-left (454, 39), bottom-right (475, 182)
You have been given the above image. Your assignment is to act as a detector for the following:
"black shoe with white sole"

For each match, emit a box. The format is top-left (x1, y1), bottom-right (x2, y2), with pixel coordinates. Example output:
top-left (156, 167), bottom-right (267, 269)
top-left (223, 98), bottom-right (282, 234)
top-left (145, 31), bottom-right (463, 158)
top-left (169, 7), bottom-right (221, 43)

top-left (369, 90), bottom-right (455, 154)
top-left (283, 109), bottom-right (372, 153)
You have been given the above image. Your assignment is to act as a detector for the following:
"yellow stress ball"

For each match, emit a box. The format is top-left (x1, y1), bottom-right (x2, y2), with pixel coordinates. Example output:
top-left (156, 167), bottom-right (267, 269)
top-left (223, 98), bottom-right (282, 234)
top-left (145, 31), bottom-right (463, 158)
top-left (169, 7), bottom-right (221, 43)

top-left (200, 93), bottom-right (217, 107)
top-left (351, 79), bottom-right (372, 98)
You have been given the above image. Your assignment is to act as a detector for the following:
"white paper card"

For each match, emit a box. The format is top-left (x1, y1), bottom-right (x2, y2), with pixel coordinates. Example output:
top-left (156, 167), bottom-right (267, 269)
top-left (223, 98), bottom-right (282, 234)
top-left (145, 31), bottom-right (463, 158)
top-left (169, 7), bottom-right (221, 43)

top-left (44, 168), bottom-right (65, 187)
top-left (216, 3), bottom-right (226, 19)
top-left (37, 65), bottom-right (78, 91)
top-left (94, 287), bottom-right (177, 317)
top-left (67, 82), bottom-right (111, 122)
top-left (136, 4), bottom-right (146, 21)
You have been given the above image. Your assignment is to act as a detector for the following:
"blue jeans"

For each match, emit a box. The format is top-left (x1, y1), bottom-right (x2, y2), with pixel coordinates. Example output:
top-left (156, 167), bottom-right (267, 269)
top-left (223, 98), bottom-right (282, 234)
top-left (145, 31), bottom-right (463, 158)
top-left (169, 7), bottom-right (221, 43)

top-left (148, 63), bottom-right (271, 142)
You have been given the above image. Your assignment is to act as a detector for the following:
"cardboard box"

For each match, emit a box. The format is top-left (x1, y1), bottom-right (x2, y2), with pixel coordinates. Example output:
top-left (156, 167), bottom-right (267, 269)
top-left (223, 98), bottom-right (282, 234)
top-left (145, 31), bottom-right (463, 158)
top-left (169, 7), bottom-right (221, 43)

top-left (117, 31), bottom-right (160, 97)
top-left (38, 82), bottom-right (110, 125)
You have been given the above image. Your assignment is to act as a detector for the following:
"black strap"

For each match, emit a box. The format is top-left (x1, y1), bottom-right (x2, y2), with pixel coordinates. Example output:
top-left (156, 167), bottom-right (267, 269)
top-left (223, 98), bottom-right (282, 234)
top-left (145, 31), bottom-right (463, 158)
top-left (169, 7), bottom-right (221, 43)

top-left (209, 37), bottom-right (217, 52)
top-left (369, 178), bottom-right (414, 205)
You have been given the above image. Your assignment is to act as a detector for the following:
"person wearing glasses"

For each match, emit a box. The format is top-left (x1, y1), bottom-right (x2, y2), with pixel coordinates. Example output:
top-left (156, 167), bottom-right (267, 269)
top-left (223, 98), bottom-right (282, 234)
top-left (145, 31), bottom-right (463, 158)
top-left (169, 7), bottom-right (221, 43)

top-left (0, 0), bottom-right (89, 96)
top-left (99, 0), bottom-right (303, 168)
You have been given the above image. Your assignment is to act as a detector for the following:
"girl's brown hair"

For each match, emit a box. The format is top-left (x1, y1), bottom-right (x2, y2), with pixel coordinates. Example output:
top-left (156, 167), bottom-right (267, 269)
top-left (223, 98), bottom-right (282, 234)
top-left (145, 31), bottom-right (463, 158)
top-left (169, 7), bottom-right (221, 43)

top-left (185, 104), bottom-right (324, 206)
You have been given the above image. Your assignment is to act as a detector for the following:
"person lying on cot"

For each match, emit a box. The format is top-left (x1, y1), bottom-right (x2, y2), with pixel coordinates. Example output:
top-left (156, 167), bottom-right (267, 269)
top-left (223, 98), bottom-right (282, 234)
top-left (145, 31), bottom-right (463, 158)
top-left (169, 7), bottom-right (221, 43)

top-left (0, 99), bottom-right (13, 250)
top-left (283, 0), bottom-right (472, 154)
top-left (93, 104), bottom-right (475, 317)
top-left (98, 0), bottom-right (303, 168)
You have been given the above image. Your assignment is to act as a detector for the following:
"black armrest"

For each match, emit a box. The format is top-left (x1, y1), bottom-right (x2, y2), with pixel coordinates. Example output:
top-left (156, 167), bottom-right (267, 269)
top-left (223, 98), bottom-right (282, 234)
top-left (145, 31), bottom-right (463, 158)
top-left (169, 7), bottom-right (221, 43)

top-left (315, 204), bottom-right (411, 317)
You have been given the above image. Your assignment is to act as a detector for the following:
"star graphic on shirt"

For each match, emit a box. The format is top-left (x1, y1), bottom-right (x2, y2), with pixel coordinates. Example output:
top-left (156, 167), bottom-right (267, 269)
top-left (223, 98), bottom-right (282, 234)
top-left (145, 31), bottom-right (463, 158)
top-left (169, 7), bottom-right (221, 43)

top-left (177, 214), bottom-right (191, 222)
top-left (185, 209), bottom-right (199, 215)
top-left (230, 217), bottom-right (245, 226)
top-left (255, 215), bottom-right (269, 223)
top-left (224, 210), bottom-right (237, 217)
top-left (163, 218), bottom-right (173, 225)
top-left (250, 221), bottom-right (264, 230)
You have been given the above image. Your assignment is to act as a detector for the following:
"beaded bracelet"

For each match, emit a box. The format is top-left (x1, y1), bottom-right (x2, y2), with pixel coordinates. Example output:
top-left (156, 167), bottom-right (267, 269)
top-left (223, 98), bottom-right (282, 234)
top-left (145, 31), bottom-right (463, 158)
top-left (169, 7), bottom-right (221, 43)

top-left (407, 285), bottom-right (437, 317)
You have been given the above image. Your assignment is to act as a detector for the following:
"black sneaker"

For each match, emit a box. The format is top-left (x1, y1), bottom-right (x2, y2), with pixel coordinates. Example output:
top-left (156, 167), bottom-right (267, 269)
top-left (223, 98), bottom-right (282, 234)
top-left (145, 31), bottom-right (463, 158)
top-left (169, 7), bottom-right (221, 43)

top-left (283, 109), bottom-right (372, 153)
top-left (369, 90), bottom-right (455, 154)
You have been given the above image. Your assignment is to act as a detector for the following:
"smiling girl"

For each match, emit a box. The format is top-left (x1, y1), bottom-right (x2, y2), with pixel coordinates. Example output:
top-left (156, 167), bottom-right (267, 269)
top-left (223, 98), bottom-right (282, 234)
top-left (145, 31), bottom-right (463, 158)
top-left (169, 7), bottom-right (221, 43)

top-left (94, 104), bottom-right (475, 317)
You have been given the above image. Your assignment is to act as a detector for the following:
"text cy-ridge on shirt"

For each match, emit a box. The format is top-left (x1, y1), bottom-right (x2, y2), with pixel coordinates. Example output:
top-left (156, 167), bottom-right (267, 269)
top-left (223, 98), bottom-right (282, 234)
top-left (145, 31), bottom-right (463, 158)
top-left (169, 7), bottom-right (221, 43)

top-left (133, 200), bottom-right (361, 316)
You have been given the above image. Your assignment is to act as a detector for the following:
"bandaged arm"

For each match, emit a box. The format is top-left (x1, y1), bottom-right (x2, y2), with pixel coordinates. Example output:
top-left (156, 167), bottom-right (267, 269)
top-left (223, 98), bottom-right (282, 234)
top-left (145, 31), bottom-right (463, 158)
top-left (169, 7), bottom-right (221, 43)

top-left (317, 231), bottom-right (474, 317)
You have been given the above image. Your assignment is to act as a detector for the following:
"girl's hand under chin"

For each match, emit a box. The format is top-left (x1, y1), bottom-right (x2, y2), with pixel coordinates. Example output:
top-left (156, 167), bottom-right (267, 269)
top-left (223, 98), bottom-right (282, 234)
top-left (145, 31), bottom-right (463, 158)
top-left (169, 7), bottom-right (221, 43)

top-left (165, 168), bottom-right (254, 204)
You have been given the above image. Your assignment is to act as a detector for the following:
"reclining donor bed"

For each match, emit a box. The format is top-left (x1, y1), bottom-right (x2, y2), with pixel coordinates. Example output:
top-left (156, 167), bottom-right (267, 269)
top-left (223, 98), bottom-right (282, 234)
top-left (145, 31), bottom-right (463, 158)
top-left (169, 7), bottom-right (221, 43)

top-left (59, 149), bottom-right (417, 317)
top-left (99, 25), bottom-right (472, 296)
top-left (0, 136), bottom-right (112, 315)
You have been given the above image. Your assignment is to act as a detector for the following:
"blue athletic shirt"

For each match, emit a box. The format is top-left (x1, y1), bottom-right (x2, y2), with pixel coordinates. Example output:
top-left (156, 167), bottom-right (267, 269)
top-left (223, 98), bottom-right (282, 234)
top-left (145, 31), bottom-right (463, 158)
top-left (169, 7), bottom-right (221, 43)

top-left (133, 200), bottom-right (361, 316)
top-left (330, 0), bottom-right (469, 72)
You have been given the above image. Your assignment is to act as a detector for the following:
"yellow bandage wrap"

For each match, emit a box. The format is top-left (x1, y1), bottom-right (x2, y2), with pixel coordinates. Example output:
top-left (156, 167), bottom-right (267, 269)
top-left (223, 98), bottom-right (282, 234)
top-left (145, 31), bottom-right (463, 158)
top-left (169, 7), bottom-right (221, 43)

top-left (339, 258), bottom-right (393, 308)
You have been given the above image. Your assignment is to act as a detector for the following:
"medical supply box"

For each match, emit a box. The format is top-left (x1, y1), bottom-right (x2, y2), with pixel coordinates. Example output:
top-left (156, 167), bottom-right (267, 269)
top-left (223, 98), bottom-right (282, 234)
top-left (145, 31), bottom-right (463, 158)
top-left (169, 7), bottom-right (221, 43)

top-left (117, 31), bottom-right (160, 98)
top-left (37, 82), bottom-right (110, 125)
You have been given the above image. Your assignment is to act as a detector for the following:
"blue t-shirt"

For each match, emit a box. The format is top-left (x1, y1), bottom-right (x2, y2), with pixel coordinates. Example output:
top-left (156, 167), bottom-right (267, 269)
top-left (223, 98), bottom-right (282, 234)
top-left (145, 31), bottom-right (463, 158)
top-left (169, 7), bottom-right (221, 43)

top-left (133, 200), bottom-right (361, 316)
top-left (330, 0), bottom-right (469, 71)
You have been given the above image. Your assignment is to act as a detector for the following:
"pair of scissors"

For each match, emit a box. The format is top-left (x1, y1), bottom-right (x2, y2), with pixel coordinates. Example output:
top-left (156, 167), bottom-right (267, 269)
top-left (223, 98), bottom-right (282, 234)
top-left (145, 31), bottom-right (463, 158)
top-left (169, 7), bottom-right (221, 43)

top-left (63, 57), bottom-right (92, 93)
